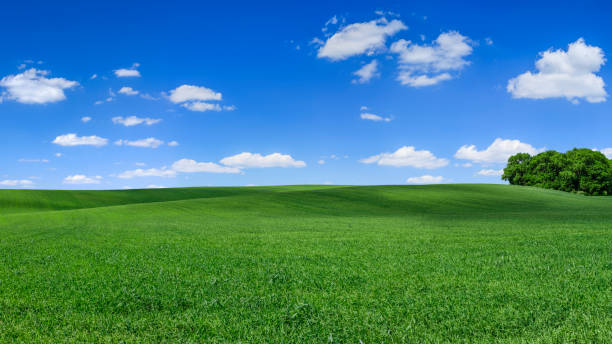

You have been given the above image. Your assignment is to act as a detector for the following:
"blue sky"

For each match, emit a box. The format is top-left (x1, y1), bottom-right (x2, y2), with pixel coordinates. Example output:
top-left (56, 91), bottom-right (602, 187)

top-left (1, 1), bottom-right (611, 189)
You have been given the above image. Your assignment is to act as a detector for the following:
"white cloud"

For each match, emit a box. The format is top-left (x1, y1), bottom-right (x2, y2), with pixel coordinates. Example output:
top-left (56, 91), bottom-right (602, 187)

top-left (360, 146), bottom-right (449, 169)
top-left (90, 74), bottom-right (98, 80)
top-left (146, 185), bottom-right (167, 189)
top-left (118, 86), bottom-right (139, 95)
top-left (0, 179), bottom-right (34, 187)
top-left (485, 37), bottom-right (493, 46)
top-left (55, 153), bottom-right (62, 157)
top-left (406, 175), bottom-right (445, 184)
top-left (390, 31), bottom-right (473, 87)
top-left (318, 159), bottom-right (325, 164)
top-left (223, 105), bottom-right (237, 111)
top-left (353, 60), bottom-right (380, 83)
top-left (81, 116), bottom-right (92, 123)
top-left (477, 169), bottom-right (504, 176)
top-left (112, 116), bottom-right (161, 126)
top-left (53, 133), bottom-right (108, 147)
top-left (114, 63), bottom-right (141, 77)
top-left (455, 138), bottom-right (543, 164)
top-left (118, 168), bottom-right (176, 179)
top-left (507, 38), bottom-right (607, 103)
top-left (397, 73), bottom-right (452, 87)
top-left (360, 112), bottom-right (392, 122)
top-left (360, 105), bottom-right (369, 111)
top-left (169, 85), bottom-right (222, 103)
top-left (220, 152), bottom-right (306, 168)
top-left (114, 137), bottom-right (164, 148)
top-left (0, 68), bottom-right (78, 104)
top-left (600, 148), bottom-right (612, 159)
top-left (182, 102), bottom-right (221, 112)
top-left (63, 175), bottom-right (102, 185)
top-left (317, 17), bottom-right (407, 61)
top-left (168, 141), bottom-right (179, 147)
top-left (172, 159), bottom-right (242, 173)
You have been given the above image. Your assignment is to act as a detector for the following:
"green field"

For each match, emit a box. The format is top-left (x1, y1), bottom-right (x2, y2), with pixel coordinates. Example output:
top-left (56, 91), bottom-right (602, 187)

top-left (0, 184), bottom-right (610, 343)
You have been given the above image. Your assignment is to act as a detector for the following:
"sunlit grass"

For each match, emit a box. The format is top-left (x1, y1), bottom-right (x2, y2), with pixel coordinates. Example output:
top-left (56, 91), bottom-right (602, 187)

top-left (0, 184), bottom-right (610, 342)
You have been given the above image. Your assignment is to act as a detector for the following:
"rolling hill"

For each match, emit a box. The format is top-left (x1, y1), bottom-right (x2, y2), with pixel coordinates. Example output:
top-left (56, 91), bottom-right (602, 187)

top-left (0, 185), bottom-right (610, 342)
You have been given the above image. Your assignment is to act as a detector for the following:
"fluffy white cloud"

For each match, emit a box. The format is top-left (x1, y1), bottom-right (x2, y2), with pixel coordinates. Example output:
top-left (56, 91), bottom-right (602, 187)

top-left (63, 175), bottom-right (102, 185)
top-left (172, 159), bottom-right (242, 174)
top-left (112, 116), bottom-right (161, 126)
top-left (168, 141), bottom-right (179, 147)
top-left (317, 17), bottom-right (406, 60)
top-left (169, 85), bottom-right (222, 103)
top-left (220, 152), bottom-right (306, 168)
top-left (0, 68), bottom-right (78, 104)
top-left (118, 168), bottom-right (176, 179)
top-left (477, 169), bottom-right (504, 177)
top-left (360, 112), bottom-right (392, 122)
top-left (455, 138), bottom-right (543, 164)
top-left (81, 116), bottom-right (92, 123)
top-left (114, 137), bottom-right (164, 148)
top-left (118, 86), bottom-right (139, 95)
top-left (114, 63), bottom-right (141, 77)
top-left (182, 102), bottom-right (221, 112)
top-left (361, 146), bottom-right (449, 169)
top-left (507, 38), bottom-right (607, 103)
top-left (53, 133), bottom-right (108, 147)
top-left (599, 148), bottom-right (612, 159)
top-left (390, 31), bottom-right (472, 87)
top-left (353, 60), bottom-right (380, 83)
top-left (406, 175), bottom-right (445, 184)
top-left (397, 73), bottom-right (451, 87)
top-left (0, 179), bottom-right (34, 187)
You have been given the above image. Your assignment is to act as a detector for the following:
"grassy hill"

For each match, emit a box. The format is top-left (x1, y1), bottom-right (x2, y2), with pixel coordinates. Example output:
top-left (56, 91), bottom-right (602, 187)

top-left (0, 185), bottom-right (610, 342)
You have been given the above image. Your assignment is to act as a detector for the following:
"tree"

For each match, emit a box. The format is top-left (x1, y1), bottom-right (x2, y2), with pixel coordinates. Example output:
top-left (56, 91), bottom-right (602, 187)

top-left (502, 149), bottom-right (612, 195)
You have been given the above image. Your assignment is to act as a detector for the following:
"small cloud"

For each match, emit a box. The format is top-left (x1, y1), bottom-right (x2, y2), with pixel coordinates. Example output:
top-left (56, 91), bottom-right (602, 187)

top-left (353, 60), bottom-right (380, 84)
top-left (0, 68), bottom-right (78, 104)
top-left (318, 159), bottom-right (325, 165)
top-left (118, 86), bottom-right (139, 95)
top-left (114, 137), bottom-right (164, 148)
top-left (90, 74), bottom-right (98, 79)
top-left (114, 63), bottom-right (141, 78)
top-left (361, 146), bottom-right (448, 169)
top-left (0, 179), bottom-right (34, 187)
top-left (220, 152), bottom-right (306, 169)
top-left (406, 175), bottom-right (445, 184)
top-left (63, 175), bottom-right (102, 185)
top-left (112, 116), bottom-right (161, 127)
top-left (360, 112), bottom-right (392, 122)
top-left (81, 116), bottom-right (92, 123)
top-left (53, 133), bottom-right (108, 147)
top-left (168, 141), bottom-right (179, 147)
top-left (477, 169), bottom-right (503, 176)
top-left (485, 37), bottom-right (493, 46)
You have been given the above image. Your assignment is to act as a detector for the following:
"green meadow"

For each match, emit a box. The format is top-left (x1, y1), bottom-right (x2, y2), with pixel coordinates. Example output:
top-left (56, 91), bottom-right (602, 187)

top-left (0, 184), bottom-right (610, 343)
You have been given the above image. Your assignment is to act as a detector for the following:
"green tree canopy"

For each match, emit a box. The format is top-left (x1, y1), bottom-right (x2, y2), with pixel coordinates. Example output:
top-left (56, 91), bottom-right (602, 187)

top-left (502, 148), bottom-right (612, 195)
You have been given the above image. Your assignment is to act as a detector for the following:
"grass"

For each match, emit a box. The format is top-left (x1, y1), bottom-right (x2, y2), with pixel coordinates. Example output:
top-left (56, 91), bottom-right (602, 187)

top-left (0, 184), bottom-right (610, 343)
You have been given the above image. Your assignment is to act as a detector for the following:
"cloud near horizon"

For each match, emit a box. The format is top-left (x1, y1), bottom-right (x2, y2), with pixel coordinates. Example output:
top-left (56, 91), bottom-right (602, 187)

top-left (361, 146), bottom-right (449, 169)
